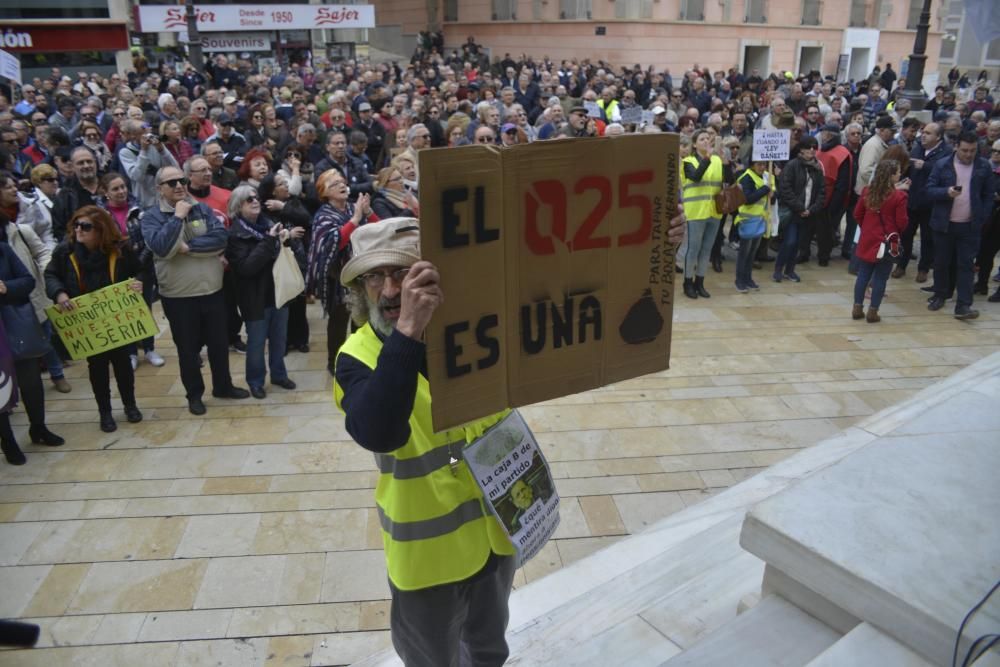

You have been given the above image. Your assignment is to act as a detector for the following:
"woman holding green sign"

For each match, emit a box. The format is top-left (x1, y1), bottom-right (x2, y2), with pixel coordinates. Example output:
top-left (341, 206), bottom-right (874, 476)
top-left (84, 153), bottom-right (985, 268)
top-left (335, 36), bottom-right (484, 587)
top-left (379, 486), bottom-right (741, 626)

top-left (45, 206), bottom-right (148, 433)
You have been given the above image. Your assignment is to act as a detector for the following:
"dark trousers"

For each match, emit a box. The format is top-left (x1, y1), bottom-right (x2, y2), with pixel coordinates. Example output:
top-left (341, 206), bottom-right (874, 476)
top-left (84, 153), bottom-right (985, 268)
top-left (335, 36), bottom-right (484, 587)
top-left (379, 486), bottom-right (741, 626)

top-left (797, 214), bottom-right (816, 259)
top-left (815, 209), bottom-right (838, 263)
top-left (13, 357), bottom-right (45, 427)
top-left (975, 211), bottom-right (1000, 291)
top-left (325, 276), bottom-right (352, 368)
top-left (710, 214), bottom-right (730, 262)
top-left (898, 207), bottom-right (932, 272)
top-left (87, 347), bottom-right (136, 413)
top-left (161, 291), bottom-right (235, 400)
top-left (389, 555), bottom-right (516, 667)
top-left (843, 193), bottom-right (860, 256)
top-left (286, 294), bottom-right (310, 348)
top-left (223, 270), bottom-right (243, 345)
top-left (854, 259), bottom-right (893, 309)
top-left (774, 219), bottom-right (800, 275)
top-left (933, 223), bottom-right (981, 308)
top-left (736, 236), bottom-right (762, 286)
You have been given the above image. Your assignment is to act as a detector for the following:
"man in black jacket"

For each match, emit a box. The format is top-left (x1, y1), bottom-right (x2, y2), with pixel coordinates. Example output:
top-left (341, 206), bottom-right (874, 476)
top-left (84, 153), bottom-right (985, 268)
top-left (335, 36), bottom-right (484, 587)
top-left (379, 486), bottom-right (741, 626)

top-left (314, 131), bottom-right (372, 201)
top-left (355, 102), bottom-right (386, 168)
top-left (51, 146), bottom-right (100, 239)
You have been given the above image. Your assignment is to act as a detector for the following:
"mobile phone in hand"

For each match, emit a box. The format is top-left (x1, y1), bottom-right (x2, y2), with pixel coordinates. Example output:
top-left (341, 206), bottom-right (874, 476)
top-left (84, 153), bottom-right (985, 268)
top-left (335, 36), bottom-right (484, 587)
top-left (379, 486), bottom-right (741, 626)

top-left (954, 185), bottom-right (963, 192)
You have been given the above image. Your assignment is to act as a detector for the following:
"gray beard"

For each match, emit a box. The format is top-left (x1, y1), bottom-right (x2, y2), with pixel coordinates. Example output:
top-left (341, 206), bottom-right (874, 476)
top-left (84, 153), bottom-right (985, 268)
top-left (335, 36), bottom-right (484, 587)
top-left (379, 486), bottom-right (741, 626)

top-left (368, 299), bottom-right (395, 338)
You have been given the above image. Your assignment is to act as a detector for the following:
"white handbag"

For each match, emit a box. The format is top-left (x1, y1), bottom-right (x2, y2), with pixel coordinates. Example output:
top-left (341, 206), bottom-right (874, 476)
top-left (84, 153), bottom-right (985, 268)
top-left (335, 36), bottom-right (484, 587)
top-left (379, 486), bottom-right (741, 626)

top-left (273, 245), bottom-right (305, 309)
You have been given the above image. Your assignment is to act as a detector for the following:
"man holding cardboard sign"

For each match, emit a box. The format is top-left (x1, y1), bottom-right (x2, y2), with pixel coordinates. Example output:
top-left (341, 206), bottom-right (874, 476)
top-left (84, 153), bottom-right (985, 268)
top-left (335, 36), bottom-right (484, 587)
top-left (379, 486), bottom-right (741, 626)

top-left (333, 137), bottom-right (684, 665)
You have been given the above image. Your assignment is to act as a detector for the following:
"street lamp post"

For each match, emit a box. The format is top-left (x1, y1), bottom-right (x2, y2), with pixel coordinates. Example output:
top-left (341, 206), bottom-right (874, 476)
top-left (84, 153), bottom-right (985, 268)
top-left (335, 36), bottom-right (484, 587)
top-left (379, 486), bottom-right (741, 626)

top-left (185, 0), bottom-right (205, 71)
top-left (897, 0), bottom-right (933, 110)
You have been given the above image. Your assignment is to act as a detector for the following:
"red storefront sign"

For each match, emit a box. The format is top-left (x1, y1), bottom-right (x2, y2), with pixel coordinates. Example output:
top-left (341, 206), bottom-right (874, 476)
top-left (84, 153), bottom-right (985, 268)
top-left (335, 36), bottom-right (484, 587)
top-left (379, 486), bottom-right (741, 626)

top-left (0, 22), bottom-right (130, 53)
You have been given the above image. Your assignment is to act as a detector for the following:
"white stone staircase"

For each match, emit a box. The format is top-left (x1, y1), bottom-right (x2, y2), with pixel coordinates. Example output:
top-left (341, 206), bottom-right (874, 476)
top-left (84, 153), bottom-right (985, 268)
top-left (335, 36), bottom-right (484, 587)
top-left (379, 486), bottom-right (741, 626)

top-left (354, 352), bottom-right (1000, 667)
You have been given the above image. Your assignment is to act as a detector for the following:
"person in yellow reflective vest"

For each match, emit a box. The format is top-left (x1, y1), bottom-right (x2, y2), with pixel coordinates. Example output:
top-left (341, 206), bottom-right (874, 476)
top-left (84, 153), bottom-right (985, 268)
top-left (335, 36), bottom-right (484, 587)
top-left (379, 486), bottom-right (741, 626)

top-left (681, 129), bottom-right (728, 298)
top-left (733, 160), bottom-right (773, 293)
top-left (333, 210), bottom-right (686, 665)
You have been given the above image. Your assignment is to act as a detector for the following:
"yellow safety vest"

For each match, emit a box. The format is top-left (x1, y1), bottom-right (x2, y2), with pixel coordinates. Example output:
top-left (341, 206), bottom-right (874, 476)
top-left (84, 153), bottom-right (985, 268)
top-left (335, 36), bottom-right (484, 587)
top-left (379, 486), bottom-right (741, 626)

top-left (736, 168), bottom-right (769, 223)
top-left (333, 323), bottom-right (515, 591)
top-left (681, 154), bottom-right (723, 221)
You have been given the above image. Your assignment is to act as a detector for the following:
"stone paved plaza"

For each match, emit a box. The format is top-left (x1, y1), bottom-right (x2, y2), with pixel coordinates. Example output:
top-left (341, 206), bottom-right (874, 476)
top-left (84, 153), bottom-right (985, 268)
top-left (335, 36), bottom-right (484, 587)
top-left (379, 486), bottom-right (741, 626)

top-left (1, 260), bottom-right (999, 666)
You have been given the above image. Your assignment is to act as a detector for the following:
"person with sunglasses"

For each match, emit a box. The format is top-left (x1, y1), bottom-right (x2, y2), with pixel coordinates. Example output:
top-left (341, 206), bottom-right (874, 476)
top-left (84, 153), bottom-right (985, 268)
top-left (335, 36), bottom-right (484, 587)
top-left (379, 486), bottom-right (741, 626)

top-left (78, 122), bottom-right (112, 173)
top-left (141, 166), bottom-right (250, 415)
top-left (26, 164), bottom-right (59, 250)
top-left (225, 186), bottom-right (297, 399)
top-left (45, 206), bottom-right (147, 432)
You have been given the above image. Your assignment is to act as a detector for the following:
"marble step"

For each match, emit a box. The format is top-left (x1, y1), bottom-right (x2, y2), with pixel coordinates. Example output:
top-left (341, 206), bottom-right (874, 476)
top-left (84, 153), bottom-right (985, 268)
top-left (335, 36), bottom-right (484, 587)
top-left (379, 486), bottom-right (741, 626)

top-left (805, 623), bottom-right (935, 667)
top-left (660, 594), bottom-right (841, 667)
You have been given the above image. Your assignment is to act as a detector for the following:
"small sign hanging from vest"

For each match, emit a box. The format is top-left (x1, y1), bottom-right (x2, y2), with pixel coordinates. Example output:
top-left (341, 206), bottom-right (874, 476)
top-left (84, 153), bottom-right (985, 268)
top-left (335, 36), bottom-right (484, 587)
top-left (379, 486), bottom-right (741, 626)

top-left (463, 410), bottom-right (559, 568)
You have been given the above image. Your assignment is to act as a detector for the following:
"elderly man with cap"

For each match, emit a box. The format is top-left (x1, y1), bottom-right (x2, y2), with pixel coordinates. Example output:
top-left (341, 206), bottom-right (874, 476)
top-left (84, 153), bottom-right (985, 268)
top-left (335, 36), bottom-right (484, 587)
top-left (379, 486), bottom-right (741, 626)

top-left (334, 209), bottom-right (686, 665)
top-left (857, 115), bottom-right (896, 198)
top-left (814, 122), bottom-right (853, 266)
top-left (561, 105), bottom-right (597, 138)
top-left (205, 113), bottom-right (248, 170)
top-left (355, 101), bottom-right (387, 168)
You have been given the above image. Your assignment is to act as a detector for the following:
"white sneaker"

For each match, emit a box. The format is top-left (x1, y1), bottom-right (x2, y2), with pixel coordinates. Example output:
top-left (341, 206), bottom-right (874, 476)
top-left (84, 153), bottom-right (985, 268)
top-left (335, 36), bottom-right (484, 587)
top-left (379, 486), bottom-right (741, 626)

top-left (130, 354), bottom-right (138, 371)
top-left (145, 351), bottom-right (165, 367)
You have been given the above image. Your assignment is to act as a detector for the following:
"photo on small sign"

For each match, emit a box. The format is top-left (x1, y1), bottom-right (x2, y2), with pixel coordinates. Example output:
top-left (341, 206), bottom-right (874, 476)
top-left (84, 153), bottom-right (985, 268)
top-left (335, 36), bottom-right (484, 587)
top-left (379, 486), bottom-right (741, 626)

top-left (495, 449), bottom-right (555, 534)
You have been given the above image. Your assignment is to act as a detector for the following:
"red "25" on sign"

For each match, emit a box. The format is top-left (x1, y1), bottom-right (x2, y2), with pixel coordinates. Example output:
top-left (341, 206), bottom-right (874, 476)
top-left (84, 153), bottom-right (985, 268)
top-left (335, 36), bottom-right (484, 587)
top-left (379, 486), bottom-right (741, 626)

top-left (523, 170), bottom-right (655, 255)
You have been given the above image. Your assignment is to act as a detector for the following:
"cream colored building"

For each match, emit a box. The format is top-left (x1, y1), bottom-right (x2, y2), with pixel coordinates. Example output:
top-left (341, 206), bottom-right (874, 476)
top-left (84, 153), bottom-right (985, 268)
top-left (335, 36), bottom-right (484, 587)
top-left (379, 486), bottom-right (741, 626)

top-left (370, 0), bottom-right (944, 88)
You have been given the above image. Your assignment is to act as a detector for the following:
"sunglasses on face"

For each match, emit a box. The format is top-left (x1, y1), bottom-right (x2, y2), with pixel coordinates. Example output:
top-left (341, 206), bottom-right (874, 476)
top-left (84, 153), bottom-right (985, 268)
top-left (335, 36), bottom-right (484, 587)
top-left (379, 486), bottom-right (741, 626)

top-left (476, 136), bottom-right (494, 143)
top-left (245, 195), bottom-right (259, 203)
top-left (159, 177), bottom-right (188, 188)
top-left (74, 221), bottom-right (94, 231)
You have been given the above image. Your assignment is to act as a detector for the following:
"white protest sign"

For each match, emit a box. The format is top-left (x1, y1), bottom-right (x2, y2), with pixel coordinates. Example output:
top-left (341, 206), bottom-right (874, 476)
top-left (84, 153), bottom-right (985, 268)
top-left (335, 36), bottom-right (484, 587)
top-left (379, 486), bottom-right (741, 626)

top-left (462, 411), bottom-right (560, 568)
top-left (753, 129), bottom-right (791, 161)
top-left (641, 110), bottom-right (655, 126)
top-left (0, 48), bottom-right (21, 86)
top-left (584, 100), bottom-right (601, 118)
top-left (620, 105), bottom-right (643, 125)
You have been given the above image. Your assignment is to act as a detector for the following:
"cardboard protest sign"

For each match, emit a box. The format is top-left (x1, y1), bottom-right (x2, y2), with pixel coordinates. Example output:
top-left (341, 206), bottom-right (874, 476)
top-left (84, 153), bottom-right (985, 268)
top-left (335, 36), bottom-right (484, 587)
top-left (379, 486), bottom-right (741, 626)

top-left (752, 129), bottom-right (791, 161)
top-left (420, 134), bottom-right (679, 432)
top-left (46, 281), bottom-right (159, 360)
top-left (463, 410), bottom-right (559, 567)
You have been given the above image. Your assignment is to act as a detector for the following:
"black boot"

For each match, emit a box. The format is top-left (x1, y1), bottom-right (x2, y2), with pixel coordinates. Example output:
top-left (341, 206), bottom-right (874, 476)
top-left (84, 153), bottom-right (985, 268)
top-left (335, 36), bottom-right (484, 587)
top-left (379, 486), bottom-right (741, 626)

top-left (1, 420), bottom-right (25, 465)
top-left (683, 278), bottom-right (698, 299)
top-left (99, 411), bottom-right (117, 433)
top-left (694, 276), bottom-right (711, 298)
top-left (29, 426), bottom-right (64, 447)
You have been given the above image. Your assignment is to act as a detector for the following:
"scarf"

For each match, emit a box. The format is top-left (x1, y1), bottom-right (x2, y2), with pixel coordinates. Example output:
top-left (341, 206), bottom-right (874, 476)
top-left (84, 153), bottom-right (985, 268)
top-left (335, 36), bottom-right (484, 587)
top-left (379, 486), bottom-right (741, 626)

top-left (306, 202), bottom-right (353, 312)
top-left (238, 215), bottom-right (269, 240)
top-left (377, 185), bottom-right (413, 213)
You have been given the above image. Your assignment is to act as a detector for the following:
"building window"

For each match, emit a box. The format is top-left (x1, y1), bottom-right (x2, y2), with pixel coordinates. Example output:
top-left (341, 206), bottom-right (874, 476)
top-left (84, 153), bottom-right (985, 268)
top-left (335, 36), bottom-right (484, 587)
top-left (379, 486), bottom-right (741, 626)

top-left (493, 0), bottom-right (516, 20)
top-left (561, 0), bottom-right (592, 19)
top-left (680, 0), bottom-right (705, 21)
top-left (444, 0), bottom-right (458, 22)
top-left (746, 0), bottom-right (767, 23)
top-left (906, 0), bottom-right (923, 29)
top-left (802, 0), bottom-right (821, 25)
top-left (849, 0), bottom-right (867, 26)
top-left (939, 26), bottom-right (959, 61)
top-left (615, 0), bottom-right (652, 19)
top-left (986, 39), bottom-right (1000, 64)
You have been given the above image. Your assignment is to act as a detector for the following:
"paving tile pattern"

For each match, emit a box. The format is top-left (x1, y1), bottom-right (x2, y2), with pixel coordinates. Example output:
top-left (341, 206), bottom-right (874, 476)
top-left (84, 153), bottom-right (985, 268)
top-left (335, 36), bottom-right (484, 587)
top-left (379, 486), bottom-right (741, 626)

top-left (1, 264), bottom-right (999, 665)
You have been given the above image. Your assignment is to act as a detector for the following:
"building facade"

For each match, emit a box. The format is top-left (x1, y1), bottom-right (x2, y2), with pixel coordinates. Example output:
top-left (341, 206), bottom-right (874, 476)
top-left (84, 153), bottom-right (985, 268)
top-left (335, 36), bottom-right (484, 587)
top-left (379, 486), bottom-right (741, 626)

top-left (938, 0), bottom-right (1000, 84)
top-left (371, 0), bottom-right (945, 89)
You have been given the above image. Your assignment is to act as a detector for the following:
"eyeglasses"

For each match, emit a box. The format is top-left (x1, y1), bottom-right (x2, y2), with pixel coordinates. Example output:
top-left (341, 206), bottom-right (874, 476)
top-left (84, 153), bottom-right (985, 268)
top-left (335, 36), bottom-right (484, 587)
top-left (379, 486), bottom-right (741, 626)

top-left (84, 133), bottom-right (100, 139)
top-left (41, 177), bottom-right (58, 183)
top-left (476, 135), bottom-right (494, 143)
top-left (112, 111), bottom-right (126, 117)
top-left (74, 221), bottom-right (94, 231)
top-left (159, 177), bottom-right (189, 188)
top-left (359, 267), bottom-right (410, 289)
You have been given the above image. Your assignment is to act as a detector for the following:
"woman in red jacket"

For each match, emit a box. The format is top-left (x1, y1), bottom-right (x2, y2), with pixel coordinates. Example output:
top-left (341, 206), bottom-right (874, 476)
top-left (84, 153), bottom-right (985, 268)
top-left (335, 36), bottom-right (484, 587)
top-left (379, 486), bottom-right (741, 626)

top-left (852, 159), bottom-right (910, 323)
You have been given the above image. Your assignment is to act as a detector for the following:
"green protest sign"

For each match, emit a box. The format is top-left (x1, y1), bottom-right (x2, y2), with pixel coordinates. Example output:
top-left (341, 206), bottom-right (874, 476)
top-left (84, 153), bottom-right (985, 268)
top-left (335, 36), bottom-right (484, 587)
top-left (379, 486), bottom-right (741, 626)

top-left (45, 281), bottom-right (159, 360)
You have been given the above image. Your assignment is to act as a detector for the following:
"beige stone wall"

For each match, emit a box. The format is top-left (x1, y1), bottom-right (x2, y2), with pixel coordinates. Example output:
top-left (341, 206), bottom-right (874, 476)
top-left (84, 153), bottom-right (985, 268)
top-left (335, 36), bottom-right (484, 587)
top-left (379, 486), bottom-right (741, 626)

top-left (369, 0), bottom-right (940, 83)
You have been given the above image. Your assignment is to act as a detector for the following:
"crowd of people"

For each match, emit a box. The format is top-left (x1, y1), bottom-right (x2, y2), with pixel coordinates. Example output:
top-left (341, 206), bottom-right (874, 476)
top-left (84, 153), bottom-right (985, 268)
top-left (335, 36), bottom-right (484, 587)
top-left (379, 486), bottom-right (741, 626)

top-left (0, 43), bottom-right (996, 468)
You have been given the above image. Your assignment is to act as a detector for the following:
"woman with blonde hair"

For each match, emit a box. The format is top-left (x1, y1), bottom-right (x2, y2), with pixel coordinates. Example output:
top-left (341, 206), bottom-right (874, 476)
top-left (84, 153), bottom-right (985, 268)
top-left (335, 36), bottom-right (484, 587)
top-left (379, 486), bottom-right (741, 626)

top-left (371, 167), bottom-right (419, 220)
top-left (851, 159), bottom-right (909, 323)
